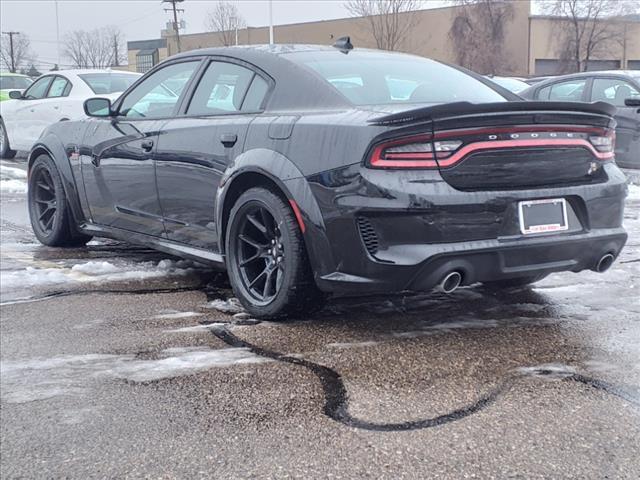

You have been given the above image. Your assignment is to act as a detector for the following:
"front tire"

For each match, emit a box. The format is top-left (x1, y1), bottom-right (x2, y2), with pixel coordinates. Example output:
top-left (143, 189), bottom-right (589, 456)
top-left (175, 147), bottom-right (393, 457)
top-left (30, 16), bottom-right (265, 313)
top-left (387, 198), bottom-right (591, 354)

top-left (226, 187), bottom-right (323, 319)
top-left (0, 119), bottom-right (17, 159)
top-left (28, 154), bottom-right (92, 247)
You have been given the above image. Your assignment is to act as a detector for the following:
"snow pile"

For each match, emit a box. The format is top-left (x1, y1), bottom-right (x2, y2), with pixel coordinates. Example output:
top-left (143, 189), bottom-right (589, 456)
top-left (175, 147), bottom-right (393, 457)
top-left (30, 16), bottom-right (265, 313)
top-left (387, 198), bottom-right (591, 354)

top-left (206, 298), bottom-right (244, 314)
top-left (0, 164), bottom-right (28, 194)
top-left (628, 184), bottom-right (640, 201)
top-left (0, 347), bottom-right (269, 403)
top-left (0, 259), bottom-right (196, 293)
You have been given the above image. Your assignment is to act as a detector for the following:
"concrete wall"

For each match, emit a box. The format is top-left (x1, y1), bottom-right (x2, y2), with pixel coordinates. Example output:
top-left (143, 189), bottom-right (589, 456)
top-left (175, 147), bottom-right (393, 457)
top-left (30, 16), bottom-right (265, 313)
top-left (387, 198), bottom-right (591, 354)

top-left (162, 1), bottom-right (531, 75)
top-left (529, 16), bottom-right (640, 74)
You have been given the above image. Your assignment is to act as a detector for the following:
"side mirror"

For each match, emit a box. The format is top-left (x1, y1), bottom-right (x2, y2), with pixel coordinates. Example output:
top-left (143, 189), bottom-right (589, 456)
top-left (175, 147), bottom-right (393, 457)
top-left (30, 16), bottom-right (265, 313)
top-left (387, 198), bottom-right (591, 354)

top-left (8, 90), bottom-right (23, 100)
top-left (624, 98), bottom-right (640, 107)
top-left (84, 97), bottom-right (113, 117)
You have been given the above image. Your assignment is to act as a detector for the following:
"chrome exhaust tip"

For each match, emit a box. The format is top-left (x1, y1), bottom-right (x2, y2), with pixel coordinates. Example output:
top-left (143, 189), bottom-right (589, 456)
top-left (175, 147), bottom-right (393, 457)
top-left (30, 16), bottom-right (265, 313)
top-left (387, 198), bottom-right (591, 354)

top-left (439, 271), bottom-right (463, 294)
top-left (595, 253), bottom-right (615, 273)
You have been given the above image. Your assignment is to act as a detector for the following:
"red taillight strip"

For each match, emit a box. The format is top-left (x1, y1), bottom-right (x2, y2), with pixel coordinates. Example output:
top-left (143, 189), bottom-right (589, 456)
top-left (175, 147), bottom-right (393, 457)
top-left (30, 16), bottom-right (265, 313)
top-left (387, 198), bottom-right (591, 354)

top-left (437, 138), bottom-right (613, 167)
top-left (369, 142), bottom-right (437, 168)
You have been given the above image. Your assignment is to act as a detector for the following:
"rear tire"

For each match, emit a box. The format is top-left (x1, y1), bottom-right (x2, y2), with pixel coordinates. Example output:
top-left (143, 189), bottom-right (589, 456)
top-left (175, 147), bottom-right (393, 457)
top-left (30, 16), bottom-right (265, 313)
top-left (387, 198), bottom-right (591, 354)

top-left (482, 274), bottom-right (547, 290)
top-left (0, 119), bottom-right (17, 159)
top-left (226, 187), bottom-right (324, 319)
top-left (28, 154), bottom-right (92, 247)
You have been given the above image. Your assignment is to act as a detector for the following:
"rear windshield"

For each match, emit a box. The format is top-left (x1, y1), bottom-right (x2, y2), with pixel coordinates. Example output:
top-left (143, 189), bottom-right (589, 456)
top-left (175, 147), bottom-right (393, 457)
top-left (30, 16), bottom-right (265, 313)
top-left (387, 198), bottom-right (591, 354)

top-left (0, 76), bottom-right (33, 90)
top-left (284, 50), bottom-right (507, 106)
top-left (78, 73), bottom-right (139, 94)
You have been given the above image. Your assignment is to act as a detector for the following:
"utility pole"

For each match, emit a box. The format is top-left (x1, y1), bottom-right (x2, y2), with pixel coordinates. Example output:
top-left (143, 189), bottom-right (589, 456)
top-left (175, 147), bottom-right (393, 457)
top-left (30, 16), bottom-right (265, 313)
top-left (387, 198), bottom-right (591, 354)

top-left (1, 31), bottom-right (20, 72)
top-left (113, 34), bottom-right (120, 67)
top-left (163, 0), bottom-right (184, 54)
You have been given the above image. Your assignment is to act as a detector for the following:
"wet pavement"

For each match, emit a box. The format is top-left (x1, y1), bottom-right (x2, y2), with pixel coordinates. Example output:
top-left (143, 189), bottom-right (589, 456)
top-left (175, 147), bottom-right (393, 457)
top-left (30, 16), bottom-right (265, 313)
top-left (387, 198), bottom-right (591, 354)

top-left (1, 159), bottom-right (639, 479)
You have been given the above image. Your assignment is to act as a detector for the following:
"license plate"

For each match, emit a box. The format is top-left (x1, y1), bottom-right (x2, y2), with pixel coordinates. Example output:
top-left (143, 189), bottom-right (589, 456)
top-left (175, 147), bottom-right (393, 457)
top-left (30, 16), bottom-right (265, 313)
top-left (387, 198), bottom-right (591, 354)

top-left (518, 198), bottom-right (568, 235)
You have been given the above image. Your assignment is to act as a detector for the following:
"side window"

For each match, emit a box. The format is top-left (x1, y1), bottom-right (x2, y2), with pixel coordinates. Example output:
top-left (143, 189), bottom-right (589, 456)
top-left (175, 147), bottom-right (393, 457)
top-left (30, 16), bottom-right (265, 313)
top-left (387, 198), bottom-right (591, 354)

top-left (242, 75), bottom-right (269, 111)
top-left (591, 78), bottom-right (640, 107)
top-left (548, 79), bottom-right (587, 102)
top-left (23, 76), bottom-right (53, 100)
top-left (187, 61), bottom-right (255, 115)
top-left (119, 61), bottom-right (199, 119)
top-left (537, 85), bottom-right (551, 100)
top-left (47, 77), bottom-right (71, 98)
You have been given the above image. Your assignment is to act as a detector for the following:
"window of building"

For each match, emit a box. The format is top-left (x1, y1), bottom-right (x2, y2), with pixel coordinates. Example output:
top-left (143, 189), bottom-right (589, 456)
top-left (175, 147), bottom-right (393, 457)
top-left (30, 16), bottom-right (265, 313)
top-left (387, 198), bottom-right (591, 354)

top-left (628, 60), bottom-right (640, 70)
top-left (137, 49), bottom-right (159, 73)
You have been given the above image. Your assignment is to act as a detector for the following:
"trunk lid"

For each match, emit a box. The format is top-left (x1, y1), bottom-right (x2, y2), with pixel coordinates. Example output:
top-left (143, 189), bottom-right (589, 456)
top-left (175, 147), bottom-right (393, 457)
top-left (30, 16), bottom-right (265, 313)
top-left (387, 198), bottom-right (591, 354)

top-left (369, 101), bottom-right (616, 190)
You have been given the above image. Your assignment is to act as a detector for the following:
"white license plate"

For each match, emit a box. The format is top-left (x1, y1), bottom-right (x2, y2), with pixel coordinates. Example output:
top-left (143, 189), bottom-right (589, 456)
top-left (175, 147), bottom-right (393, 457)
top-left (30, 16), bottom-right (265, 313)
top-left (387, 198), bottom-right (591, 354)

top-left (518, 198), bottom-right (568, 235)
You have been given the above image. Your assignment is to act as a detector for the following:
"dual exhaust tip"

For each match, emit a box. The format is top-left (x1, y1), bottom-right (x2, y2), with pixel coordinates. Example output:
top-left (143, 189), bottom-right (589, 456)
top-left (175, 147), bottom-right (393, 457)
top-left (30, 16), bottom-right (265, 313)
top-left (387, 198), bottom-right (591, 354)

top-left (438, 271), bottom-right (463, 294)
top-left (594, 253), bottom-right (615, 273)
top-left (438, 253), bottom-right (614, 294)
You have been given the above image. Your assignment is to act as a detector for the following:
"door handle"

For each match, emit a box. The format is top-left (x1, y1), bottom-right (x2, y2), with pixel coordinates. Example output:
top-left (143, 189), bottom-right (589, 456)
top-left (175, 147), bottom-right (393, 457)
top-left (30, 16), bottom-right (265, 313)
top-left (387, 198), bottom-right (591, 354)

top-left (141, 139), bottom-right (154, 152)
top-left (220, 133), bottom-right (237, 148)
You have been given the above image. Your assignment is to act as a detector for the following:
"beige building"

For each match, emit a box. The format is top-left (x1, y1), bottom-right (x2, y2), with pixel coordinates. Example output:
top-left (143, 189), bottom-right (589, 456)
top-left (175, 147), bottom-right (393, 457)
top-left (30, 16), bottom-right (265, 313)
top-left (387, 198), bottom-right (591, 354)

top-left (126, 0), bottom-right (640, 76)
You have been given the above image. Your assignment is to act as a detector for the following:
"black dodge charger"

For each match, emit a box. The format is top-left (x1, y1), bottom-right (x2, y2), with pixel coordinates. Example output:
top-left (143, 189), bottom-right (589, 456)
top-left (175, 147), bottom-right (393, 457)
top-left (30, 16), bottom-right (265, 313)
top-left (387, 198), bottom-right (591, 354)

top-left (26, 44), bottom-right (628, 318)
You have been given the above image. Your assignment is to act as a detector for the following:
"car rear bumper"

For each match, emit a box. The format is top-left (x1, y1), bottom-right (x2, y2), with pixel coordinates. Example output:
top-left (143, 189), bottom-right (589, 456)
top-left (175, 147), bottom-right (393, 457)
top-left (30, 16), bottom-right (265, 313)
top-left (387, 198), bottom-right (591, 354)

top-left (305, 163), bottom-right (628, 295)
top-left (315, 228), bottom-right (627, 294)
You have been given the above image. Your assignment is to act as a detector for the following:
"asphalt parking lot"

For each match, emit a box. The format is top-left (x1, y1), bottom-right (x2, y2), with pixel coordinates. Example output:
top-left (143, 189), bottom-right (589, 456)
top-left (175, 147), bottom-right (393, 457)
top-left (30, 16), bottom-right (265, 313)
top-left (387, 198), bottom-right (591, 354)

top-left (1, 159), bottom-right (639, 479)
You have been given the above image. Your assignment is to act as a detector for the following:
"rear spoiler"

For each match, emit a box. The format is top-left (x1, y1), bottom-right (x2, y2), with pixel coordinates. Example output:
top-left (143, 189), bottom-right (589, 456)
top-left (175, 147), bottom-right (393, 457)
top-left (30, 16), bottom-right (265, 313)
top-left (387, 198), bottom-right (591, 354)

top-left (368, 101), bottom-right (617, 126)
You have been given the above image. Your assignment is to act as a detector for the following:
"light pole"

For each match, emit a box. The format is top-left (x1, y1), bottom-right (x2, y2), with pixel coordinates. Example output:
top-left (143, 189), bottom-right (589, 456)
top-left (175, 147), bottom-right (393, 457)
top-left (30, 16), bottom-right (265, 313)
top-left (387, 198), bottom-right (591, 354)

top-left (231, 15), bottom-right (238, 46)
top-left (269, 0), bottom-right (274, 45)
top-left (55, 1), bottom-right (60, 66)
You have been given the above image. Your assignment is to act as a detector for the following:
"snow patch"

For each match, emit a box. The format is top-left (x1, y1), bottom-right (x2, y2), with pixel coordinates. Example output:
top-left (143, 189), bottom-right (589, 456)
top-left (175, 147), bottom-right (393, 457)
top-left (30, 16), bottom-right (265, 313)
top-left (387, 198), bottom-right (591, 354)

top-left (0, 259), bottom-right (196, 294)
top-left (153, 311), bottom-right (203, 320)
top-left (206, 298), bottom-right (244, 314)
top-left (165, 323), bottom-right (224, 333)
top-left (0, 347), bottom-right (269, 403)
top-left (0, 165), bottom-right (28, 194)
top-left (517, 363), bottom-right (577, 379)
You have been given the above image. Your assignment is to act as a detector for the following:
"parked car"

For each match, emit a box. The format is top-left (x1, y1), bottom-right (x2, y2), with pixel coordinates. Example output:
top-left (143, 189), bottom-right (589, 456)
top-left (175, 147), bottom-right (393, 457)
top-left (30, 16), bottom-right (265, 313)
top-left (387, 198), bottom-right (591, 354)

top-left (485, 76), bottom-right (530, 94)
top-left (520, 71), bottom-right (640, 169)
top-left (0, 69), bottom-right (141, 158)
top-left (0, 72), bottom-right (33, 102)
top-left (25, 45), bottom-right (627, 318)
top-left (523, 75), bottom-right (555, 85)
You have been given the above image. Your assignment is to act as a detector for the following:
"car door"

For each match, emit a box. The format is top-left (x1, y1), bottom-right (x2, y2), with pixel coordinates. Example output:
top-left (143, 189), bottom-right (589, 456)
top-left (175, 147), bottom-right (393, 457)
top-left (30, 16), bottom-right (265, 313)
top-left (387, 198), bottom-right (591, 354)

top-left (45, 75), bottom-right (73, 121)
top-left (155, 59), bottom-right (271, 250)
top-left (589, 76), bottom-right (640, 168)
top-left (4, 75), bottom-right (53, 150)
top-left (80, 60), bottom-right (202, 236)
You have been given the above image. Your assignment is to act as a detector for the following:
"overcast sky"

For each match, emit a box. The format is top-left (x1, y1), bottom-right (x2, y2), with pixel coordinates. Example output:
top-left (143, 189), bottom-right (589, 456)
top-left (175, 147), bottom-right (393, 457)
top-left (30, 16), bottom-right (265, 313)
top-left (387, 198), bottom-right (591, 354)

top-left (0, 0), bottom-right (369, 69)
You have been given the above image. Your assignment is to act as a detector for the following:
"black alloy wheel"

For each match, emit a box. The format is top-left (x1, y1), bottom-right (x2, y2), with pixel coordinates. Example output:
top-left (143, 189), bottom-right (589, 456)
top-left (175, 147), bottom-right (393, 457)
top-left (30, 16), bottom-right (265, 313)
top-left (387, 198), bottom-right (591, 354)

top-left (226, 187), bottom-right (323, 319)
top-left (235, 204), bottom-right (285, 304)
top-left (31, 165), bottom-right (58, 234)
top-left (28, 154), bottom-right (92, 247)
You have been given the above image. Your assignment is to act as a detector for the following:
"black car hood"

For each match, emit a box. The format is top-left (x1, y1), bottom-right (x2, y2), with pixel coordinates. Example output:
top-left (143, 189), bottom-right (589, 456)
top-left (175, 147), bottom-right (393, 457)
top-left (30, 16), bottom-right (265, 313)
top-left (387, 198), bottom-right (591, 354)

top-left (368, 101), bottom-right (616, 126)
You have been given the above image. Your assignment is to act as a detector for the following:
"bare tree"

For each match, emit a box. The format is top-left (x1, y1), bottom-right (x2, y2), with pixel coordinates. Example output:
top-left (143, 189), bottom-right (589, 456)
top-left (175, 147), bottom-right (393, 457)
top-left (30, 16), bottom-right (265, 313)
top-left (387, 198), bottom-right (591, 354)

top-left (0, 33), bottom-right (35, 72)
top-left (63, 26), bottom-right (125, 68)
top-left (345, 0), bottom-right (420, 51)
top-left (448, 0), bottom-right (515, 75)
top-left (206, 1), bottom-right (246, 47)
top-left (545, 0), bottom-right (635, 73)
